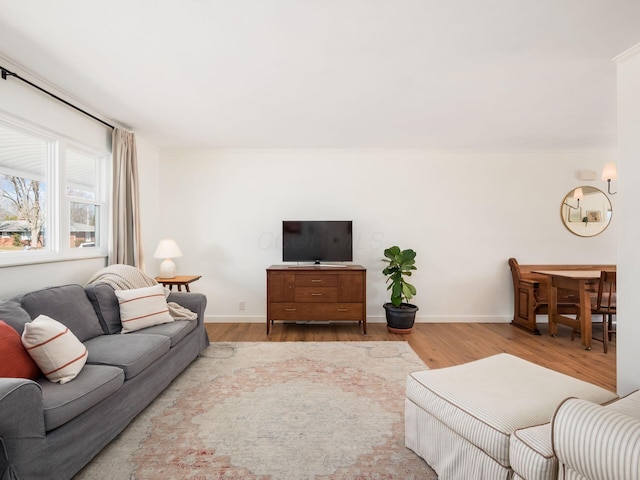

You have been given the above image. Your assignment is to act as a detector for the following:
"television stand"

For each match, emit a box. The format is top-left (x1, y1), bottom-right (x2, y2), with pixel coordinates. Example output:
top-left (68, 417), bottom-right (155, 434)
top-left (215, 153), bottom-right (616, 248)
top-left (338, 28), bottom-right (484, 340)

top-left (266, 264), bottom-right (367, 334)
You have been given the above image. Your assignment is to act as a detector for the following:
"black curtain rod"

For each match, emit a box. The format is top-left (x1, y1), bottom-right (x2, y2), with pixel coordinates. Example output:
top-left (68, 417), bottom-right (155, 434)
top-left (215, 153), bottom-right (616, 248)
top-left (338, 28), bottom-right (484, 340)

top-left (1, 65), bottom-right (115, 130)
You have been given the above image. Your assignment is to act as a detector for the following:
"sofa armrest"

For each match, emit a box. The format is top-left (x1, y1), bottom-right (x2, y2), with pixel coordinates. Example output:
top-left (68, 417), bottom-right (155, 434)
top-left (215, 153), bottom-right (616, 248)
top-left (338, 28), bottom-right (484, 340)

top-left (552, 398), bottom-right (640, 480)
top-left (0, 378), bottom-right (45, 439)
top-left (166, 292), bottom-right (207, 325)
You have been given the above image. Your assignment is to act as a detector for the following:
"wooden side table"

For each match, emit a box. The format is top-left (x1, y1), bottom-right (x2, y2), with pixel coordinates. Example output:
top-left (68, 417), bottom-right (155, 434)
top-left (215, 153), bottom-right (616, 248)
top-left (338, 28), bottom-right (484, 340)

top-left (155, 275), bottom-right (201, 292)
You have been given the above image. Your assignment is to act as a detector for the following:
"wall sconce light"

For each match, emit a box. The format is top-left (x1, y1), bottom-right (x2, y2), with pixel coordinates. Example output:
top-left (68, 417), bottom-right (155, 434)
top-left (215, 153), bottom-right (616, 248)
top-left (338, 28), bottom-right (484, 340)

top-left (563, 187), bottom-right (583, 210)
top-left (601, 162), bottom-right (617, 195)
top-left (153, 239), bottom-right (183, 278)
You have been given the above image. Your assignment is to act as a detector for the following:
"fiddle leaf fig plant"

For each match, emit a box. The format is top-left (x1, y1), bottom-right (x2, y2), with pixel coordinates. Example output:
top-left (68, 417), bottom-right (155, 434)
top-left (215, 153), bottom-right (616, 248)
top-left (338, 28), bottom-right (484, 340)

top-left (382, 246), bottom-right (417, 307)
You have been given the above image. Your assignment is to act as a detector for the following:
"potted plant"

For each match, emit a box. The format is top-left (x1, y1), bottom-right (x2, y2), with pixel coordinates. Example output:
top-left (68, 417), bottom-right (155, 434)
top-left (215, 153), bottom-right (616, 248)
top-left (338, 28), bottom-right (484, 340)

top-left (382, 246), bottom-right (419, 334)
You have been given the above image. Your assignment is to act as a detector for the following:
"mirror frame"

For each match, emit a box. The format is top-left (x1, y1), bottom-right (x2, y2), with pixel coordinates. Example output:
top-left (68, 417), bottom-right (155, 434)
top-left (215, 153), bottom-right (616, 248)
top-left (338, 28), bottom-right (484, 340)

top-left (560, 186), bottom-right (612, 237)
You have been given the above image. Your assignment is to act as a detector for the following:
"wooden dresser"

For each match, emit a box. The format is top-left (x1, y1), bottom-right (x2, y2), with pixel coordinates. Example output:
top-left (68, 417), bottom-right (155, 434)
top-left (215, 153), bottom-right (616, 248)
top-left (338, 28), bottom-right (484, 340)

top-left (266, 265), bottom-right (367, 334)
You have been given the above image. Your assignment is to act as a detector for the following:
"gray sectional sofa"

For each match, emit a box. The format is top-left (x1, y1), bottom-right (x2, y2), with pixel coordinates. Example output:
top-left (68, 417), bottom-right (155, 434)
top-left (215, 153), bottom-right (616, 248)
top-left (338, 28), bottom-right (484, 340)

top-left (0, 282), bottom-right (209, 480)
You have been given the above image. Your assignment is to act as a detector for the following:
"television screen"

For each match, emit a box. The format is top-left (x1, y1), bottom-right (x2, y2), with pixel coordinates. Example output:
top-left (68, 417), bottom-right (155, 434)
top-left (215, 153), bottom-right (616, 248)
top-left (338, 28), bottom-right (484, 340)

top-left (282, 221), bottom-right (353, 263)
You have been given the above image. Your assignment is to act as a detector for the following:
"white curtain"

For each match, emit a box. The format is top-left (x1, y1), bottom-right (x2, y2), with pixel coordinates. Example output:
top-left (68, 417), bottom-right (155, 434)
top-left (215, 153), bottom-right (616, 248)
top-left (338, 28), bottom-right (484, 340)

top-left (111, 128), bottom-right (143, 269)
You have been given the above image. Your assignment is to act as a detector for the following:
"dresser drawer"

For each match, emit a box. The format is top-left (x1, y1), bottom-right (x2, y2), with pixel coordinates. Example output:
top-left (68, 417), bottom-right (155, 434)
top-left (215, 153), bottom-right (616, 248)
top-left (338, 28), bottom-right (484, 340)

top-left (294, 287), bottom-right (338, 302)
top-left (295, 274), bottom-right (338, 287)
top-left (270, 303), bottom-right (363, 321)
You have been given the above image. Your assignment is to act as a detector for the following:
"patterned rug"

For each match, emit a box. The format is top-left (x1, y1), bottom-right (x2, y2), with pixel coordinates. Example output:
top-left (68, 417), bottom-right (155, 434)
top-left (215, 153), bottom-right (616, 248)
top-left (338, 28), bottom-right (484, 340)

top-left (74, 342), bottom-right (437, 479)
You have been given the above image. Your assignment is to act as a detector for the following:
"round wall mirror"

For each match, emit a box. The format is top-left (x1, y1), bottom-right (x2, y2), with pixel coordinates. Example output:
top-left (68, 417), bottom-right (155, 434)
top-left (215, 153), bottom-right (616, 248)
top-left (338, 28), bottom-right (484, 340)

top-left (561, 186), bottom-right (612, 237)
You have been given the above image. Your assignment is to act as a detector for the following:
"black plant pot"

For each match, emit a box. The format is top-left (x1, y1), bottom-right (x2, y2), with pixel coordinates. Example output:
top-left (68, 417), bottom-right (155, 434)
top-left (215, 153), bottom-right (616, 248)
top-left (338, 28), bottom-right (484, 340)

top-left (383, 302), bottom-right (419, 334)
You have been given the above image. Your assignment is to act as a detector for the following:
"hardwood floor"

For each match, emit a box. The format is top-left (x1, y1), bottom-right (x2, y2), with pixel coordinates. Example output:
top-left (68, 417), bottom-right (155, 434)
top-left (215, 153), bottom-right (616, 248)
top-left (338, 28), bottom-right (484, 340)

top-left (205, 321), bottom-right (617, 392)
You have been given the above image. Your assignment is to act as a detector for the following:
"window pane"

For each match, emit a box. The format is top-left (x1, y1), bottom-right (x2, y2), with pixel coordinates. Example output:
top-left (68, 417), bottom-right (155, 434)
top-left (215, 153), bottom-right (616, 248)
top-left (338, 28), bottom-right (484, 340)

top-left (0, 125), bottom-right (48, 251)
top-left (67, 149), bottom-right (97, 199)
top-left (70, 202), bottom-right (98, 248)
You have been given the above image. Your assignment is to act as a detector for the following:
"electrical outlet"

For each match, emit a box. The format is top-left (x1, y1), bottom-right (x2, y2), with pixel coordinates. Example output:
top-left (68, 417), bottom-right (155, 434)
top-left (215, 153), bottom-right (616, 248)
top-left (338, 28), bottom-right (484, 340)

top-left (239, 301), bottom-right (246, 311)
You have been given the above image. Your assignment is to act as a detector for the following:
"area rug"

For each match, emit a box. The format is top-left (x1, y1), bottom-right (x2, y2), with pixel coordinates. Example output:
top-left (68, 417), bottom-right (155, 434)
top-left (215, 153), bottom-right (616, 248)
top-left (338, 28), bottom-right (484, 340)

top-left (74, 342), bottom-right (437, 479)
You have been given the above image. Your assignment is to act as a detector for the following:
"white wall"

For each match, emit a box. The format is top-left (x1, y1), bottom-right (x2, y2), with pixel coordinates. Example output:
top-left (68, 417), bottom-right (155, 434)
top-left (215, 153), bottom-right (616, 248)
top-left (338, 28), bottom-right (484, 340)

top-left (0, 258), bottom-right (107, 298)
top-left (615, 43), bottom-right (640, 396)
top-left (135, 135), bottom-right (162, 274)
top-left (153, 149), bottom-right (617, 324)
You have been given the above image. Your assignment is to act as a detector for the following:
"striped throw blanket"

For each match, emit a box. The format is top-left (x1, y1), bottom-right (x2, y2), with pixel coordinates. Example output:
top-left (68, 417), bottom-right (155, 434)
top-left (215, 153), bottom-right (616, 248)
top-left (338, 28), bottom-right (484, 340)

top-left (86, 264), bottom-right (198, 321)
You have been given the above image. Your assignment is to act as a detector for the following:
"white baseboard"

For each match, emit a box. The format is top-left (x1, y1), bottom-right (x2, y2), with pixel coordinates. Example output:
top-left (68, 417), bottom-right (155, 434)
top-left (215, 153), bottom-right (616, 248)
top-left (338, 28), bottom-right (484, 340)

top-left (204, 315), bottom-right (513, 324)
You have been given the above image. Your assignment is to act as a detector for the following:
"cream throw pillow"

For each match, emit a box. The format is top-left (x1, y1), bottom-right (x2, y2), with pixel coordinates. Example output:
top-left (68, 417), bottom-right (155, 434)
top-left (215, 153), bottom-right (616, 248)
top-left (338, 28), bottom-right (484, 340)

top-left (21, 315), bottom-right (88, 384)
top-left (115, 284), bottom-right (174, 333)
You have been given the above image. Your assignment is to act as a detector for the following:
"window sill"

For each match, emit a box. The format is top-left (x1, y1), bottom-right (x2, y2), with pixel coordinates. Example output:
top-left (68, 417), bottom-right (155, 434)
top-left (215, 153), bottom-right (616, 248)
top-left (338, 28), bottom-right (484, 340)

top-left (0, 251), bottom-right (108, 268)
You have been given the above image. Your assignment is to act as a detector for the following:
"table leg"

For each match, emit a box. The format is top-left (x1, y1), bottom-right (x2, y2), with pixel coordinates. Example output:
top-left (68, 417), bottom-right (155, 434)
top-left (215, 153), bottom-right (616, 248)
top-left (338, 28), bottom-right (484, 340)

top-left (548, 280), bottom-right (558, 337)
top-left (579, 281), bottom-right (592, 350)
top-left (185, 285), bottom-right (191, 292)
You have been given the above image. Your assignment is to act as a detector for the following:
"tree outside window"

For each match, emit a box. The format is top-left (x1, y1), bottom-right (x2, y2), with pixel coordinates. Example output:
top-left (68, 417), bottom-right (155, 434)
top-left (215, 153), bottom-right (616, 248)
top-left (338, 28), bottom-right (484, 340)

top-left (0, 175), bottom-right (45, 248)
top-left (0, 124), bottom-right (48, 251)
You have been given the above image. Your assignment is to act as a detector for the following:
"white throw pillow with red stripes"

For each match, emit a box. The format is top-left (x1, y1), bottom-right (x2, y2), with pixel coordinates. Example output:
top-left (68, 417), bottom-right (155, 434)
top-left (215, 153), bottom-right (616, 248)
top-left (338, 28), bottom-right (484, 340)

top-left (21, 315), bottom-right (88, 384)
top-left (115, 284), bottom-right (174, 333)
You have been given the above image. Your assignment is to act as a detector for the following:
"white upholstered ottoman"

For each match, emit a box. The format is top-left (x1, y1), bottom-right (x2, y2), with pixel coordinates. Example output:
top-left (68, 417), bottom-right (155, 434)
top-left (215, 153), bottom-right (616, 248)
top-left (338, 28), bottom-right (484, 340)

top-left (405, 353), bottom-right (617, 480)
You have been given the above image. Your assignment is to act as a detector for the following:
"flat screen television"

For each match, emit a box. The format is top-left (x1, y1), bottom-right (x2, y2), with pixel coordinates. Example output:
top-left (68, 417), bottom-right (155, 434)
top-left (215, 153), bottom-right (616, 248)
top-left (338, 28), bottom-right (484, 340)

top-left (282, 220), bottom-right (353, 264)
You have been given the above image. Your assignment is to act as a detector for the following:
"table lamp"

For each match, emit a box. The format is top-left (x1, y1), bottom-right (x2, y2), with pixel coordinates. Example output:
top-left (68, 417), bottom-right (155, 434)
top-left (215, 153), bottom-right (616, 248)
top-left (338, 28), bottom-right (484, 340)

top-left (154, 239), bottom-right (183, 278)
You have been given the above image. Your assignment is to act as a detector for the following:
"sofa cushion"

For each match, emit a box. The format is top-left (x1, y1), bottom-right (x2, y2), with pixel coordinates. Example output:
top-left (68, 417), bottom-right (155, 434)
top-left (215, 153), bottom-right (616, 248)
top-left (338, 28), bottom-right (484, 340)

top-left (83, 334), bottom-right (171, 380)
top-left (605, 389), bottom-right (640, 420)
top-left (37, 364), bottom-right (124, 431)
top-left (131, 320), bottom-right (197, 347)
top-left (85, 283), bottom-right (122, 334)
top-left (20, 285), bottom-right (104, 342)
top-left (0, 298), bottom-right (32, 335)
top-left (406, 354), bottom-right (617, 468)
top-left (0, 320), bottom-right (40, 379)
top-left (510, 423), bottom-right (556, 480)
top-left (21, 315), bottom-right (88, 384)
top-left (115, 285), bottom-right (174, 333)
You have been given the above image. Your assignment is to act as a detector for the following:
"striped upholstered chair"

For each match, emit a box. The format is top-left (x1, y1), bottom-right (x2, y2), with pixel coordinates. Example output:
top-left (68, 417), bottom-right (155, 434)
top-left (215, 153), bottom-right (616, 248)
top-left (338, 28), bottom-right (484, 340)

top-left (552, 392), bottom-right (640, 480)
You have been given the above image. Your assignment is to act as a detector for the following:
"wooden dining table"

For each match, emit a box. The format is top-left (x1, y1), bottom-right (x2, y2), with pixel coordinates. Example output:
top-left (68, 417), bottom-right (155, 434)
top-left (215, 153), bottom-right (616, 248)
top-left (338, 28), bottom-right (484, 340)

top-left (533, 269), bottom-right (614, 350)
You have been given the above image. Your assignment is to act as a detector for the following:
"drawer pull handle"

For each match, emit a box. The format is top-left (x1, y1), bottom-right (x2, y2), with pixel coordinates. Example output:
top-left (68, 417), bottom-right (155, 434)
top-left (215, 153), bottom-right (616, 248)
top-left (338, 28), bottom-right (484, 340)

top-left (311, 279), bottom-right (322, 283)
top-left (337, 308), bottom-right (348, 312)
top-left (311, 293), bottom-right (322, 296)
top-left (285, 308), bottom-right (297, 311)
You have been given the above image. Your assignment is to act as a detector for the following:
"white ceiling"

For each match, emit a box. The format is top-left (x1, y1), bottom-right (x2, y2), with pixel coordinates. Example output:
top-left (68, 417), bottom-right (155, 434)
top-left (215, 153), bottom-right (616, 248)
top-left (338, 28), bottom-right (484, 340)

top-left (0, 0), bottom-right (639, 150)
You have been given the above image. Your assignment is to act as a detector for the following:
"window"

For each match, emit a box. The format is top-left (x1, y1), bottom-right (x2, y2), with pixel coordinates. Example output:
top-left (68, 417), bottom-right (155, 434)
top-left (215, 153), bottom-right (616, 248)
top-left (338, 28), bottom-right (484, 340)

top-left (67, 148), bottom-right (102, 249)
top-left (0, 118), bottom-right (108, 264)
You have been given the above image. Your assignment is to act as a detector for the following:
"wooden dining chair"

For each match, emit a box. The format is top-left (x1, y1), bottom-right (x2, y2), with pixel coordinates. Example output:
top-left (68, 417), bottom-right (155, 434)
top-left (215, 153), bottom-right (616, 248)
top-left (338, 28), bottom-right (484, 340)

top-left (590, 270), bottom-right (617, 353)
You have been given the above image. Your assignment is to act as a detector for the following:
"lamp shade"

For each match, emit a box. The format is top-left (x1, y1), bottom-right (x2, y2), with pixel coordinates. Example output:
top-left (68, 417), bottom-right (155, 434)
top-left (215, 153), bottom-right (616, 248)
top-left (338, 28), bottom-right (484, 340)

top-left (153, 239), bottom-right (183, 259)
top-left (154, 239), bottom-right (182, 279)
top-left (601, 162), bottom-right (617, 181)
top-left (573, 187), bottom-right (584, 201)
